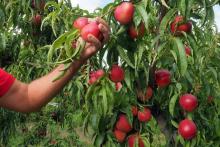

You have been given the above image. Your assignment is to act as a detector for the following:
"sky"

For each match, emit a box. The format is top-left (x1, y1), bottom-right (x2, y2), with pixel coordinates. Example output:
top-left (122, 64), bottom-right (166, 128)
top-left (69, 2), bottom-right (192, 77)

top-left (71, 0), bottom-right (113, 12)
top-left (71, 0), bottom-right (220, 31)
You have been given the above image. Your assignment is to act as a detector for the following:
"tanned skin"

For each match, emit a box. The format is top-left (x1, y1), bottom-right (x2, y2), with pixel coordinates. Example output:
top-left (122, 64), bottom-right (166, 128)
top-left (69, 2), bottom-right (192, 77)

top-left (0, 18), bottom-right (110, 113)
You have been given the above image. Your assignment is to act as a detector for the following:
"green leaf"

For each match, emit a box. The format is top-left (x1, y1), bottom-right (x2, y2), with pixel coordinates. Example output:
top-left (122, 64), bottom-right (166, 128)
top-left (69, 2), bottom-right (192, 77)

top-left (136, 4), bottom-right (149, 31)
top-left (142, 137), bottom-right (150, 147)
top-left (101, 87), bottom-right (108, 116)
top-left (0, 8), bottom-right (5, 27)
top-left (159, 9), bottom-right (177, 35)
top-left (173, 38), bottom-right (188, 76)
top-left (169, 93), bottom-right (179, 117)
top-left (191, 138), bottom-right (197, 147)
top-left (47, 31), bottom-right (70, 62)
top-left (201, 0), bottom-right (207, 26)
top-left (185, 0), bottom-right (194, 19)
top-left (0, 33), bottom-right (6, 50)
top-left (179, 0), bottom-right (186, 16)
top-left (206, 7), bottom-right (214, 26)
top-left (94, 133), bottom-right (105, 147)
top-left (161, 0), bottom-right (170, 9)
top-left (125, 69), bottom-right (132, 91)
top-left (170, 50), bottom-right (177, 63)
top-left (171, 120), bottom-right (179, 128)
top-left (117, 46), bottom-right (135, 68)
top-left (64, 31), bottom-right (78, 58)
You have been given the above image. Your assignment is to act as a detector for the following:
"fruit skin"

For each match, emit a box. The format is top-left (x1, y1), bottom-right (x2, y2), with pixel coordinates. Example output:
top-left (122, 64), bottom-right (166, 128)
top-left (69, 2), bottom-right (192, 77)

top-left (128, 22), bottom-right (145, 39)
top-left (170, 16), bottom-right (192, 35)
top-left (185, 46), bottom-right (191, 56)
top-left (73, 17), bottom-right (88, 30)
top-left (114, 129), bottom-right (126, 143)
top-left (137, 86), bottom-right (153, 102)
top-left (88, 69), bottom-right (105, 85)
top-left (80, 22), bottom-right (100, 42)
top-left (88, 76), bottom-right (97, 85)
top-left (109, 65), bottom-right (125, 82)
top-left (145, 86), bottom-right (153, 99)
top-left (94, 69), bottom-right (105, 79)
top-left (114, 2), bottom-right (134, 25)
top-left (155, 69), bottom-right (171, 88)
top-left (128, 134), bottom-right (144, 147)
top-left (131, 106), bottom-right (138, 116)
top-left (138, 107), bottom-right (152, 122)
top-left (179, 94), bottom-right (198, 112)
top-left (32, 14), bottom-right (42, 26)
top-left (178, 119), bottom-right (197, 140)
top-left (115, 82), bottom-right (122, 91)
top-left (116, 114), bottom-right (132, 133)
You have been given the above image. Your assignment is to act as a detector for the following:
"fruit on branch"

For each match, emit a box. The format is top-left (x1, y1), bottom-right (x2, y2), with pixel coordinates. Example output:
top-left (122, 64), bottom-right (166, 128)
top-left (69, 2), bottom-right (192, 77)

top-left (185, 45), bottom-right (191, 56)
top-left (95, 69), bottom-right (105, 79)
top-left (88, 76), bottom-right (97, 85)
top-left (178, 119), bottom-right (197, 140)
top-left (138, 107), bottom-right (152, 122)
top-left (88, 69), bottom-right (105, 85)
top-left (128, 22), bottom-right (145, 39)
top-left (114, 2), bottom-right (134, 25)
top-left (73, 17), bottom-right (89, 30)
top-left (137, 86), bottom-right (153, 102)
top-left (81, 21), bottom-right (101, 42)
top-left (145, 86), bottom-right (153, 100)
top-left (155, 69), bottom-right (171, 88)
top-left (170, 16), bottom-right (192, 35)
top-left (115, 82), bottom-right (122, 91)
top-left (32, 14), bottom-right (42, 26)
top-left (128, 134), bottom-right (144, 147)
top-left (114, 129), bottom-right (126, 143)
top-left (109, 65), bottom-right (125, 82)
top-left (179, 94), bottom-right (198, 112)
top-left (131, 106), bottom-right (138, 116)
top-left (116, 114), bottom-right (132, 133)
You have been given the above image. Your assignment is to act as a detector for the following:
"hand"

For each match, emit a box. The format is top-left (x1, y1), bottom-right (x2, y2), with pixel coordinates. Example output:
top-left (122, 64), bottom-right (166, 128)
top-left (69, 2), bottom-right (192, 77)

top-left (78, 17), bottom-right (110, 61)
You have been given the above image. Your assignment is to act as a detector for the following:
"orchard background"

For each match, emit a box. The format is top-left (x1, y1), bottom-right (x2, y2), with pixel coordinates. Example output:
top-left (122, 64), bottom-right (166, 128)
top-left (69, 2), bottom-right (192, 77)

top-left (1, 0), bottom-right (220, 146)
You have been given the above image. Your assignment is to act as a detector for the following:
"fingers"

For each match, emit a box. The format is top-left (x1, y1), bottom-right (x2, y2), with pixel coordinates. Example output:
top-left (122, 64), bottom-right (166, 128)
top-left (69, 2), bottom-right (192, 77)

top-left (87, 34), bottom-right (102, 49)
top-left (99, 24), bottom-right (110, 43)
top-left (95, 17), bottom-right (109, 29)
top-left (96, 17), bottom-right (110, 43)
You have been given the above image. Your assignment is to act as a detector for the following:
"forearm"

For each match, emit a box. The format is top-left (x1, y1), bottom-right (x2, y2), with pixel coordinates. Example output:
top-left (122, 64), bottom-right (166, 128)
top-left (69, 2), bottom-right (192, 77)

top-left (27, 59), bottom-right (85, 111)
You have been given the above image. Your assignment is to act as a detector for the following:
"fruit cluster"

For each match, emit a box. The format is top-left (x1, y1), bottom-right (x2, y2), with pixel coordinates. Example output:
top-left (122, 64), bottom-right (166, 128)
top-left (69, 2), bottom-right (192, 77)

top-left (74, 1), bottom-right (198, 145)
top-left (114, 2), bottom-right (145, 39)
top-left (87, 64), bottom-right (124, 91)
top-left (114, 111), bottom-right (151, 147)
top-left (178, 94), bottom-right (198, 140)
top-left (73, 17), bottom-right (103, 42)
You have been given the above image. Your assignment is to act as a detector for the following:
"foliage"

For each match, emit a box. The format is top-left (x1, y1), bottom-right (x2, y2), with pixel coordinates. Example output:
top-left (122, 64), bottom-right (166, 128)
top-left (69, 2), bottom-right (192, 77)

top-left (0, 0), bottom-right (220, 146)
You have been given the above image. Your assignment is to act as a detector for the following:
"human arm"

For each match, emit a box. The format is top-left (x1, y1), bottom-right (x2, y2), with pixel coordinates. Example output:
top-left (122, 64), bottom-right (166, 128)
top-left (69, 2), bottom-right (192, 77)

top-left (0, 18), bottom-right (110, 113)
